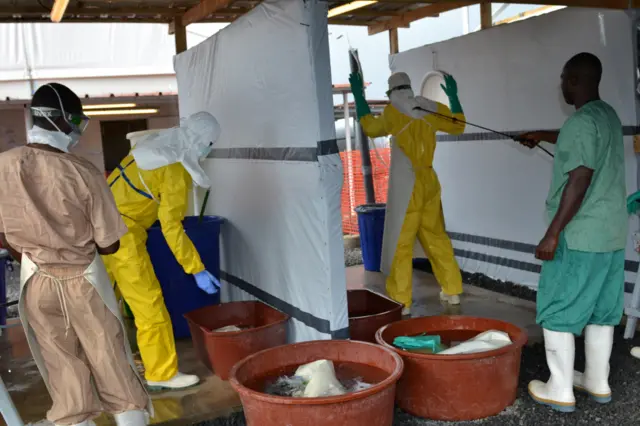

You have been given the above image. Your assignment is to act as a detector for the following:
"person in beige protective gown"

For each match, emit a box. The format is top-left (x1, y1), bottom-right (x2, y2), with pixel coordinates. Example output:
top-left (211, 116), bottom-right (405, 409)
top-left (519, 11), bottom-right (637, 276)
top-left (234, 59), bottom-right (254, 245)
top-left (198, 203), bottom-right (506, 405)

top-left (0, 83), bottom-right (151, 426)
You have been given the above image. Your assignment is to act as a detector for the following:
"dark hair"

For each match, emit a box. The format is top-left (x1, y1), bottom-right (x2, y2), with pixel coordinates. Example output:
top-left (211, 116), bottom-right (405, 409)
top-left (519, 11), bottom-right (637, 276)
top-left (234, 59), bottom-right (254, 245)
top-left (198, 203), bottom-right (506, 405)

top-left (565, 52), bottom-right (602, 85)
top-left (31, 83), bottom-right (83, 131)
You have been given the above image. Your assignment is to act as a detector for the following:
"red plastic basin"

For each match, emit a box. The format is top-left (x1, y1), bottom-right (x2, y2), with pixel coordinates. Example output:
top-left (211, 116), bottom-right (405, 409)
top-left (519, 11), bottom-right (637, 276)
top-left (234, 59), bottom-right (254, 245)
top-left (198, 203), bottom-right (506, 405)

top-left (376, 315), bottom-right (527, 421)
top-left (348, 289), bottom-right (403, 343)
top-left (230, 340), bottom-right (404, 426)
top-left (184, 301), bottom-right (289, 380)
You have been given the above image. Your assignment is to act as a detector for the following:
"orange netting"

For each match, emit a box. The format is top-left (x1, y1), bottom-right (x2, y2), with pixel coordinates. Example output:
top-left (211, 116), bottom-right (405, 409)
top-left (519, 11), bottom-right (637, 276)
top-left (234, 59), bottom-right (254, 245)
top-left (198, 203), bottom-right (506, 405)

top-left (340, 148), bottom-right (391, 235)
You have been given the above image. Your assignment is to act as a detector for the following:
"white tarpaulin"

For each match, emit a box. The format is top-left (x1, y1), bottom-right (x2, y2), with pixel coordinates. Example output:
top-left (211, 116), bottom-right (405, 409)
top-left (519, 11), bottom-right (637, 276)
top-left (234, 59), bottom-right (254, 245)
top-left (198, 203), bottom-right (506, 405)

top-left (385, 8), bottom-right (639, 292)
top-left (174, 0), bottom-right (348, 341)
top-left (0, 23), bottom-right (177, 99)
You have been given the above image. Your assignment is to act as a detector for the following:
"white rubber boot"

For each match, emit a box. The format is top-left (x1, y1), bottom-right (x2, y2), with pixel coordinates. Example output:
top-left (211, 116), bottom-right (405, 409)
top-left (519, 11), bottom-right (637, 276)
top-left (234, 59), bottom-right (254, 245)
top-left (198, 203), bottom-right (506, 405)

top-left (439, 291), bottom-right (461, 305)
top-left (114, 410), bottom-right (148, 426)
top-left (573, 325), bottom-right (613, 404)
top-left (528, 329), bottom-right (576, 413)
top-left (632, 347), bottom-right (640, 359)
top-left (401, 307), bottom-right (411, 317)
top-left (147, 372), bottom-right (199, 391)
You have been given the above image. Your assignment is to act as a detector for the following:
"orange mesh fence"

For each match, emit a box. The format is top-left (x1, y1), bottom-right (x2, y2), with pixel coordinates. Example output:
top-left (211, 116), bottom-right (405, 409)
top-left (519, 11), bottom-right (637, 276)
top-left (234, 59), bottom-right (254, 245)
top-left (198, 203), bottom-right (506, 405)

top-left (340, 148), bottom-right (391, 235)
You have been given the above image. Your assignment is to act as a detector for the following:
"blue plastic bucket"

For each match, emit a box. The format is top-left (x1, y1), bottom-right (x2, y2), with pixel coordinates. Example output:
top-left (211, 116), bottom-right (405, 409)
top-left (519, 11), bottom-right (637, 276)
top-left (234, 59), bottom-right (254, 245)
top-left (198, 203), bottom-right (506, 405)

top-left (355, 204), bottom-right (386, 272)
top-left (147, 216), bottom-right (224, 339)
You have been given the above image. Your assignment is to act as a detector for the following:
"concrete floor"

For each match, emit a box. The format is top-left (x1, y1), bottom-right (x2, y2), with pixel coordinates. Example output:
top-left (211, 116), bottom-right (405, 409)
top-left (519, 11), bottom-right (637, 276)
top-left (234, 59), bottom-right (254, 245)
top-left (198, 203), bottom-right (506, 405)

top-left (0, 266), bottom-right (541, 425)
top-left (0, 324), bottom-right (242, 426)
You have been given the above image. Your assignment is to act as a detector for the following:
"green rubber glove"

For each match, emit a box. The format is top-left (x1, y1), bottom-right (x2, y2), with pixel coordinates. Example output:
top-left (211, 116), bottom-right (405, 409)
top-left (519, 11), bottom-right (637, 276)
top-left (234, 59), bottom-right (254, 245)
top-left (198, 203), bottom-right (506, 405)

top-left (440, 74), bottom-right (463, 114)
top-left (349, 72), bottom-right (372, 120)
top-left (627, 190), bottom-right (640, 215)
top-left (393, 335), bottom-right (443, 353)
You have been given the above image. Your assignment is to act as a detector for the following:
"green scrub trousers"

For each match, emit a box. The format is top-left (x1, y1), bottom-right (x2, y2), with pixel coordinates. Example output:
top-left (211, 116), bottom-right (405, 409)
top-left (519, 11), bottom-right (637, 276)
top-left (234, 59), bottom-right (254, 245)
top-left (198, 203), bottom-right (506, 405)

top-left (536, 235), bottom-right (625, 336)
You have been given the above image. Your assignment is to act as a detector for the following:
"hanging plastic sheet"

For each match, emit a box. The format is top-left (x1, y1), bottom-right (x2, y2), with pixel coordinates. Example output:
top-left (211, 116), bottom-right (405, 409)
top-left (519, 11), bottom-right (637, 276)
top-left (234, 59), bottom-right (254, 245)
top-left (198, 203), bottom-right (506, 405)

top-left (174, 0), bottom-right (348, 342)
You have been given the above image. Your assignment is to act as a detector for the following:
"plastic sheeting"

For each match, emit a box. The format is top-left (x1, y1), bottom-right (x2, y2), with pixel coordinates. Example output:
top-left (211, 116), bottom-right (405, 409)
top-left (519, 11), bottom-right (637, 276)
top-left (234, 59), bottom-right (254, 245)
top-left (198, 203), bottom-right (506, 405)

top-left (0, 23), bottom-right (177, 99)
top-left (385, 8), bottom-right (639, 291)
top-left (174, 0), bottom-right (348, 341)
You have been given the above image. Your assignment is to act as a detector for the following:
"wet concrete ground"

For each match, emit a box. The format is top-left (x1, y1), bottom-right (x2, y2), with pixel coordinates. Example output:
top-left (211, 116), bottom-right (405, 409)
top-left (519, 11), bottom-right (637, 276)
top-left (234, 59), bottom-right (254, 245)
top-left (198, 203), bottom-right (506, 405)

top-left (0, 324), bottom-right (242, 426)
top-left (4, 264), bottom-right (639, 425)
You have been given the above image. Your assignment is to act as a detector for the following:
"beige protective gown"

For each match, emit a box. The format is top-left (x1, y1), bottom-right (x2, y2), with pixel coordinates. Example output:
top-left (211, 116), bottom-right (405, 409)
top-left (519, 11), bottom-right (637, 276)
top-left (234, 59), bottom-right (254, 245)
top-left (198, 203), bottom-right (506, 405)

top-left (0, 146), bottom-right (151, 425)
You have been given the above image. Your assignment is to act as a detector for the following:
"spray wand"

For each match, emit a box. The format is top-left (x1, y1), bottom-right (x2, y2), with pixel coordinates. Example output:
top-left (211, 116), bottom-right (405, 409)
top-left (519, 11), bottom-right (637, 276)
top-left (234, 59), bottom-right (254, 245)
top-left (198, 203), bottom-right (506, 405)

top-left (413, 106), bottom-right (555, 158)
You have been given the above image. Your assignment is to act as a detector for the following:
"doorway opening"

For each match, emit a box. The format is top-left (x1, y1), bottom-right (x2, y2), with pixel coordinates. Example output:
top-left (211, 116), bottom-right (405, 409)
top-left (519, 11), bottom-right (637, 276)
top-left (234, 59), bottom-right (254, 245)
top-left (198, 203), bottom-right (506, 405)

top-left (101, 119), bottom-right (148, 174)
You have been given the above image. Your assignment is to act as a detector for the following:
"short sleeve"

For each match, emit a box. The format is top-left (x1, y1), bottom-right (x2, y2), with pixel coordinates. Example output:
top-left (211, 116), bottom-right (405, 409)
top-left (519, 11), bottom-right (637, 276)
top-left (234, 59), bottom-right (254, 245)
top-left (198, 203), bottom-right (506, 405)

top-left (88, 172), bottom-right (128, 248)
top-left (558, 115), bottom-right (598, 175)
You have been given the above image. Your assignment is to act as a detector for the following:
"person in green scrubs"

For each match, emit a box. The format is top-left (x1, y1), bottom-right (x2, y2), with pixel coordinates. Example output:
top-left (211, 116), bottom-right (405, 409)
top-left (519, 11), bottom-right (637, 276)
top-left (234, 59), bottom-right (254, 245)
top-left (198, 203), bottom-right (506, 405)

top-left (517, 52), bottom-right (627, 413)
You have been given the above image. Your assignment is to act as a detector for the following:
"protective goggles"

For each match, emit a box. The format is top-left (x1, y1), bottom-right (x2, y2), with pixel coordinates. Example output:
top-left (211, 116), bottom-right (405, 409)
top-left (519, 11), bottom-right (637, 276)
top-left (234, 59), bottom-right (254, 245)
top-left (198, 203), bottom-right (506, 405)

top-left (386, 84), bottom-right (413, 97)
top-left (31, 107), bottom-right (90, 134)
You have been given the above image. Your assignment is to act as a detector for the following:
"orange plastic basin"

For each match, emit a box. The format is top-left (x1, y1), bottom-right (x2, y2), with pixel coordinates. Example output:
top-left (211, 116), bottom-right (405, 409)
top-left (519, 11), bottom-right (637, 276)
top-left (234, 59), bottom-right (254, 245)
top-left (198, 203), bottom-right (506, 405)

top-left (376, 315), bottom-right (527, 421)
top-left (230, 340), bottom-right (404, 426)
top-left (348, 289), bottom-right (403, 343)
top-left (184, 301), bottom-right (289, 380)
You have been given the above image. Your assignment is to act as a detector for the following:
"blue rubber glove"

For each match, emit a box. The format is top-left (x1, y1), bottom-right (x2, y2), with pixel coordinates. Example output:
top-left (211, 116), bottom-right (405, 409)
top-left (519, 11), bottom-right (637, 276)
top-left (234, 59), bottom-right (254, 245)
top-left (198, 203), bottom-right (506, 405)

top-left (193, 270), bottom-right (221, 295)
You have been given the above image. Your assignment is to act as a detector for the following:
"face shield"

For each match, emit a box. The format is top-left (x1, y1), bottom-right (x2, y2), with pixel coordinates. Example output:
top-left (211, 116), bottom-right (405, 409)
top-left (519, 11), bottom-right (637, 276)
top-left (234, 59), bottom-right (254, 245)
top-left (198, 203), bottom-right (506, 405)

top-left (31, 107), bottom-right (90, 135)
top-left (386, 84), bottom-right (413, 98)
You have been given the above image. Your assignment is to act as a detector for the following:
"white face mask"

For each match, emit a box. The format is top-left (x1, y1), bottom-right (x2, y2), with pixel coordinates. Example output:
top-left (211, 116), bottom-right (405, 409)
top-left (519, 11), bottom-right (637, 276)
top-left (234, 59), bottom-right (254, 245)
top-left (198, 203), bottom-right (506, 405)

top-left (27, 125), bottom-right (77, 153)
top-left (390, 88), bottom-right (419, 117)
top-left (200, 142), bottom-right (214, 159)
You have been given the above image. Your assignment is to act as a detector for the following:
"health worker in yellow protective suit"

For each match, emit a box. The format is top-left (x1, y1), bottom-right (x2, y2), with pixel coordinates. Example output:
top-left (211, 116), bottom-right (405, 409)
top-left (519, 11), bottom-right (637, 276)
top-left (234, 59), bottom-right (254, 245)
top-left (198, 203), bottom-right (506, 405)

top-left (104, 111), bottom-right (221, 390)
top-left (349, 71), bottom-right (465, 315)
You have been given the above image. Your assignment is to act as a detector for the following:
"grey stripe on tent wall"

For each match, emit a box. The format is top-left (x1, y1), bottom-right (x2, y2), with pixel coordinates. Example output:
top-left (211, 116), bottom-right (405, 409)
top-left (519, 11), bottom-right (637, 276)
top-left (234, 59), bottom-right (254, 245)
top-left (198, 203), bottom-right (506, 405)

top-left (208, 139), bottom-right (339, 162)
top-left (446, 232), bottom-right (636, 294)
top-left (207, 126), bottom-right (640, 162)
top-left (220, 271), bottom-right (350, 339)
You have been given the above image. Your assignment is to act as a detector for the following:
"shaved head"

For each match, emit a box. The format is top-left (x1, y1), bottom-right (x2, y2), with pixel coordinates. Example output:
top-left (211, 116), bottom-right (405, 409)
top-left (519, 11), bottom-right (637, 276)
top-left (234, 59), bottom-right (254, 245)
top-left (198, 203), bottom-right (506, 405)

top-left (561, 52), bottom-right (602, 107)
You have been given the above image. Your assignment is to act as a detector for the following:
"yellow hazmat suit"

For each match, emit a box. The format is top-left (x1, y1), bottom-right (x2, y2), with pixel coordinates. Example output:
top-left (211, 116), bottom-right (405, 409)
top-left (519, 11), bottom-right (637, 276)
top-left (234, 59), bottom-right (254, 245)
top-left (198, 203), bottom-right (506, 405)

top-left (104, 155), bottom-right (205, 381)
top-left (360, 100), bottom-right (465, 309)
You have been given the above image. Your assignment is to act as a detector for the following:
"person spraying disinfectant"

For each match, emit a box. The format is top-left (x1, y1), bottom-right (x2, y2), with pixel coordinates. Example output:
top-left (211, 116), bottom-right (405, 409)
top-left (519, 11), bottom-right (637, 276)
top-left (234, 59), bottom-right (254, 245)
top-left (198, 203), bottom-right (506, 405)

top-left (104, 112), bottom-right (221, 390)
top-left (349, 71), bottom-right (465, 316)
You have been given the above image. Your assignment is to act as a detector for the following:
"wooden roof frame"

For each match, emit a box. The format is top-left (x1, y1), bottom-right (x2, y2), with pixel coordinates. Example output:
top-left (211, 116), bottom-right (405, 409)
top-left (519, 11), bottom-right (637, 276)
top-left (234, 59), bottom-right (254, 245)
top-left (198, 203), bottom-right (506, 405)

top-left (1, 1), bottom-right (639, 53)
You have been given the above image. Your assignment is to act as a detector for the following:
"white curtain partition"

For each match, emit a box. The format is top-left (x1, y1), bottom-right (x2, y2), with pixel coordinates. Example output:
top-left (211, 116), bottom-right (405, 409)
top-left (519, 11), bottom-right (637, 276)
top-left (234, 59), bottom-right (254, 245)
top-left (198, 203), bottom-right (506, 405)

top-left (384, 8), bottom-right (639, 295)
top-left (174, 0), bottom-right (348, 341)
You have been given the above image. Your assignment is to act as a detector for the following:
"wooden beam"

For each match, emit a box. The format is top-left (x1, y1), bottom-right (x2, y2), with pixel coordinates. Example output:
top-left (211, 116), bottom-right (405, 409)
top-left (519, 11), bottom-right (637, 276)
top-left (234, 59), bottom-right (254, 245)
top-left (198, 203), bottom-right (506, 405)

top-left (329, 19), bottom-right (372, 26)
top-left (0, 6), bottom-right (182, 17)
top-left (368, 2), bottom-right (477, 36)
top-left (182, 0), bottom-right (234, 26)
top-left (411, 0), bottom-right (639, 8)
top-left (174, 17), bottom-right (188, 54)
top-left (389, 28), bottom-right (399, 54)
top-left (495, 5), bottom-right (558, 26)
top-left (480, 3), bottom-right (492, 29)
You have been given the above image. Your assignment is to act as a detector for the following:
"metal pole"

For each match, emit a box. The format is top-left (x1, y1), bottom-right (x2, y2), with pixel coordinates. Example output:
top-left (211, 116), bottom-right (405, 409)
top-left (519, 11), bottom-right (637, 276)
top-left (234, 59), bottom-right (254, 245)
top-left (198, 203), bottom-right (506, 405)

top-left (343, 93), bottom-right (356, 212)
top-left (349, 49), bottom-right (376, 204)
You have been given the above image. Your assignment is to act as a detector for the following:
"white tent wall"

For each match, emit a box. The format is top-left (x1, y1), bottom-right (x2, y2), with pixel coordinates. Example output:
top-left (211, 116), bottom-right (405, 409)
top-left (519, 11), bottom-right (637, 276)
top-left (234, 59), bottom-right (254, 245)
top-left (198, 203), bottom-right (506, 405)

top-left (386, 8), bottom-right (639, 294)
top-left (174, 0), bottom-right (348, 341)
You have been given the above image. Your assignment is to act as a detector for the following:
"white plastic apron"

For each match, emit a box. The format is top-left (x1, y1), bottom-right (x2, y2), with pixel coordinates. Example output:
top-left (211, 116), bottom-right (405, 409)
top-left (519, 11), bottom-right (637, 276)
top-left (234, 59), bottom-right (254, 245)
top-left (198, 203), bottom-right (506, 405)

top-left (380, 133), bottom-right (427, 277)
top-left (18, 253), bottom-right (154, 416)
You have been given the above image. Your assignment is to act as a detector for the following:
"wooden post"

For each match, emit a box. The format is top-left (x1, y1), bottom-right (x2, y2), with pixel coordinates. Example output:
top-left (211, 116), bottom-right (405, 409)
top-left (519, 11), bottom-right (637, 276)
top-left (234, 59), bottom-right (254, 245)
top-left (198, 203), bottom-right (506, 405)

top-left (174, 17), bottom-right (188, 54)
top-left (480, 3), bottom-right (492, 29)
top-left (389, 28), bottom-right (399, 55)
